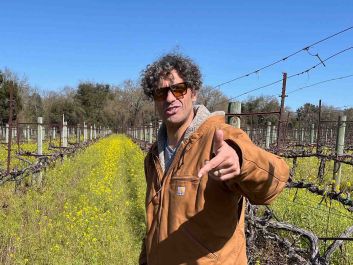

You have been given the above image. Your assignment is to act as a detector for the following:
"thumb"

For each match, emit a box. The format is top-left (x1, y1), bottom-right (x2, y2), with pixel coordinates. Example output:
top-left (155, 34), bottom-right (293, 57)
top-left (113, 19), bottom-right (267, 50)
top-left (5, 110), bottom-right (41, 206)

top-left (212, 129), bottom-right (224, 153)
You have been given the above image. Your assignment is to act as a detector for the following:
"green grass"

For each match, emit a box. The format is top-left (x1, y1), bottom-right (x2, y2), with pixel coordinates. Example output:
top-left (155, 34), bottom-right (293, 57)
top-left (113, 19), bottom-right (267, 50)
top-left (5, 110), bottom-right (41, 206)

top-left (287, 156), bottom-right (353, 194)
top-left (264, 162), bottom-right (353, 265)
top-left (0, 135), bottom-right (145, 264)
top-left (1, 135), bottom-right (352, 264)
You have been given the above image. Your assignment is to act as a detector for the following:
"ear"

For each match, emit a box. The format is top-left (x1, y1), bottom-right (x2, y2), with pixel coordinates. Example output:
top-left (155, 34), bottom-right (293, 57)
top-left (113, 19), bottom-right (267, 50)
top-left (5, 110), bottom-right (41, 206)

top-left (191, 89), bottom-right (198, 103)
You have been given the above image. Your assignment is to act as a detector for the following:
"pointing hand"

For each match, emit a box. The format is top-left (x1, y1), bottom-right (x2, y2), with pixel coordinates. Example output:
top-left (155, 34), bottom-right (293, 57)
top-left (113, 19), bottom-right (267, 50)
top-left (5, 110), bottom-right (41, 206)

top-left (197, 129), bottom-right (241, 181)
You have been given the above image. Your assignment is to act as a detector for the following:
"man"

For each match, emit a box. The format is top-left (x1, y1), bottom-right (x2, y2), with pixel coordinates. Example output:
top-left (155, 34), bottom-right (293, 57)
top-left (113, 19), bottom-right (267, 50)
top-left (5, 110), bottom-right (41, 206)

top-left (139, 53), bottom-right (289, 265)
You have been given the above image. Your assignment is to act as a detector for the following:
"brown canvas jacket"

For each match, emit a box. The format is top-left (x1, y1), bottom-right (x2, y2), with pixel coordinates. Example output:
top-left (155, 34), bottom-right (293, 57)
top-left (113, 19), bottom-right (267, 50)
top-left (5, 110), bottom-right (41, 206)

top-left (139, 106), bottom-right (289, 265)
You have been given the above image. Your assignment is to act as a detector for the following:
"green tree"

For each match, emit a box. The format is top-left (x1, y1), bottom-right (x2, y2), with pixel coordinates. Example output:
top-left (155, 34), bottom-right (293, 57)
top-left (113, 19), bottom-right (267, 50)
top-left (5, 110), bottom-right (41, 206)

top-left (43, 89), bottom-right (84, 125)
top-left (241, 95), bottom-right (280, 127)
top-left (74, 82), bottom-right (112, 125)
top-left (19, 91), bottom-right (44, 122)
top-left (0, 70), bottom-right (23, 124)
top-left (296, 103), bottom-right (319, 127)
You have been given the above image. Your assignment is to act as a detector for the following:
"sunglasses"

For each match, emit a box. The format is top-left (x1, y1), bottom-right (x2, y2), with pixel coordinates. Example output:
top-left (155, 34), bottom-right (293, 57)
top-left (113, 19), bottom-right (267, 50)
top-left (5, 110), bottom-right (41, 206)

top-left (153, 82), bottom-right (189, 101)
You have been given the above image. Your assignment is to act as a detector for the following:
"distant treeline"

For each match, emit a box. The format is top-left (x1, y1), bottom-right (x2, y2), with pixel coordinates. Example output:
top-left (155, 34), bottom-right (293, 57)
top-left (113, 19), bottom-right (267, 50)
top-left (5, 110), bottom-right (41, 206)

top-left (0, 68), bottom-right (352, 132)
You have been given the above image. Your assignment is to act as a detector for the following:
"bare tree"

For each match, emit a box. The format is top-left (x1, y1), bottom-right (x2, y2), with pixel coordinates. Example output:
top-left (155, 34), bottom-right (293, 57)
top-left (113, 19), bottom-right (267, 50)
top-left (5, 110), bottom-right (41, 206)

top-left (196, 85), bottom-right (228, 112)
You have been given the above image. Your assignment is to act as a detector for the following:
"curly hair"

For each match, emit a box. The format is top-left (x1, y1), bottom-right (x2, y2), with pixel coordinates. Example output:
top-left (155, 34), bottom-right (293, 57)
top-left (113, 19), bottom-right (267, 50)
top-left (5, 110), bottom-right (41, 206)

top-left (140, 53), bottom-right (202, 99)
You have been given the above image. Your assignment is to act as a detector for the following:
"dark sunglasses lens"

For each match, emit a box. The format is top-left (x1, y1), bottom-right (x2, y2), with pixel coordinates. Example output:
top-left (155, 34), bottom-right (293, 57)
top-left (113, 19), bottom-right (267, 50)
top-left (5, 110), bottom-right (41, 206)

top-left (171, 83), bottom-right (187, 97)
top-left (153, 83), bottom-right (188, 100)
top-left (153, 88), bottom-right (168, 100)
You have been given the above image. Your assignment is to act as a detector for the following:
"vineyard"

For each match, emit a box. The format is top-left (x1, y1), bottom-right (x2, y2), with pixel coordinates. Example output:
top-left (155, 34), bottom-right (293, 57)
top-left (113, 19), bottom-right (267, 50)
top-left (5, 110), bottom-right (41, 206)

top-left (129, 98), bottom-right (353, 265)
top-left (0, 135), bottom-right (146, 264)
top-left (0, 108), bottom-right (352, 264)
top-left (1, 3), bottom-right (352, 264)
top-left (0, 90), bottom-right (352, 265)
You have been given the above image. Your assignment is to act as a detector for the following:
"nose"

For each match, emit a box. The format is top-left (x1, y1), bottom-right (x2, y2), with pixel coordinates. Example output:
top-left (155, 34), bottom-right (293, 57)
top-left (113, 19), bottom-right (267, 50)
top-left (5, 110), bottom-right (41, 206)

top-left (165, 89), bottom-right (176, 102)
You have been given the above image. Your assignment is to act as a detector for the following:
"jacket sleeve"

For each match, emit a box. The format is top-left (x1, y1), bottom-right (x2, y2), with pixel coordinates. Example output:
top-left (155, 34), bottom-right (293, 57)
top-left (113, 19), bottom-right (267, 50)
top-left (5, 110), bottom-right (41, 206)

top-left (221, 125), bottom-right (289, 205)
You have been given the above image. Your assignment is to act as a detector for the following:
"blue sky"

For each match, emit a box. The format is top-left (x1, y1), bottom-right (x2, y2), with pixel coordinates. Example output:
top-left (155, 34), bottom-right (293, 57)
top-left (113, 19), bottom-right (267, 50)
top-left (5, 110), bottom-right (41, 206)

top-left (1, 0), bottom-right (352, 110)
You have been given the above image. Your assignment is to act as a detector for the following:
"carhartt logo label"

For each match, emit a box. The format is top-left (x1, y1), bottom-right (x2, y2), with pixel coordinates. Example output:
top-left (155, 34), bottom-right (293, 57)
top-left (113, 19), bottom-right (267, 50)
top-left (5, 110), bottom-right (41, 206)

top-left (176, 186), bottom-right (186, 196)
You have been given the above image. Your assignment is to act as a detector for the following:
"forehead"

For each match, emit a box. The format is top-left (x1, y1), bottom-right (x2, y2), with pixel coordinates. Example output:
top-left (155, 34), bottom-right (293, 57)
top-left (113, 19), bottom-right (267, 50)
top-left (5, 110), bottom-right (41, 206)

top-left (158, 69), bottom-right (183, 87)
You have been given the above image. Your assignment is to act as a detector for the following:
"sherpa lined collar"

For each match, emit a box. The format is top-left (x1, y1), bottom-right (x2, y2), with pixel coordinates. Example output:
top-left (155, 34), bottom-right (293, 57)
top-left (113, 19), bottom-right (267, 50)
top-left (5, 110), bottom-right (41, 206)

top-left (156, 105), bottom-right (224, 172)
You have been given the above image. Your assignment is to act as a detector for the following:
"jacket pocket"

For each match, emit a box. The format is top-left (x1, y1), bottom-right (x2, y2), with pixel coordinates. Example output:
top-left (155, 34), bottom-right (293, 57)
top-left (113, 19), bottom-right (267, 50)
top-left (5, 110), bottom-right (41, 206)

top-left (169, 175), bottom-right (202, 221)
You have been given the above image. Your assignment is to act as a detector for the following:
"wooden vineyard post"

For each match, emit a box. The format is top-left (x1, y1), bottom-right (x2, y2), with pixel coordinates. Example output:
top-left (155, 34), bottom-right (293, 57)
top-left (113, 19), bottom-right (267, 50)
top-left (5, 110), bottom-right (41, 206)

top-left (149, 122), bottom-right (153, 144)
top-left (300, 128), bottom-right (304, 144)
top-left (83, 122), bottom-right (87, 142)
top-left (310, 124), bottom-right (315, 145)
top-left (52, 126), bottom-right (56, 141)
top-left (89, 125), bottom-right (93, 141)
top-left (332, 115), bottom-right (346, 191)
top-left (6, 81), bottom-right (14, 174)
top-left (62, 121), bottom-right (68, 148)
top-left (37, 117), bottom-right (43, 156)
top-left (271, 125), bottom-right (277, 144)
top-left (143, 124), bottom-right (147, 142)
top-left (34, 117), bottom-right (43, 186)
top-left (294, 128), bottom-right (298, 141)
top-left (325, 129), bottom-right (328, 144)
top-left (67, 125), bottom-right (70, 140)
top-left (76, 124), bottom-right (80, 143)
top-left (266, 122), bottom-right (271, 148)
top-left (227, 102), bottom-right (241, 128)
top-left (23, 126), bottom-right (27, 140)
top-left (42, 126), bottom-right (46, 141)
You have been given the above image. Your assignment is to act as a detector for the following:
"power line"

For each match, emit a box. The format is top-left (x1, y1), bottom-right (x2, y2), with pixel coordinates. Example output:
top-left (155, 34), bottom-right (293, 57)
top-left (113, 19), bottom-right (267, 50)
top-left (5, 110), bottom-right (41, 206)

top-left (287, 46), bottom-right (353, 79)
top-left (215, 45), bottom-right (353, 106)
top-left (214, 26), bottom-right (353, 88)
top-left (287, 74), bottom-right (353, 94)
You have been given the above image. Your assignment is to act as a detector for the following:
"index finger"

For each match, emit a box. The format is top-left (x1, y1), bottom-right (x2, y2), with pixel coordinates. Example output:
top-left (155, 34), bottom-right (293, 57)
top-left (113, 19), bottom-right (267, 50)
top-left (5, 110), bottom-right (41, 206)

top-left (197, 155), bottom-right (223, 178)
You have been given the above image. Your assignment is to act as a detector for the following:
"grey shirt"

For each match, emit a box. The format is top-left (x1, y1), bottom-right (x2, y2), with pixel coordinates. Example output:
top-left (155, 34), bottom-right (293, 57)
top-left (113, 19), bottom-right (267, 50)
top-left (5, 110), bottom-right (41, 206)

top-left (164, 144), bottom-right (176, 172)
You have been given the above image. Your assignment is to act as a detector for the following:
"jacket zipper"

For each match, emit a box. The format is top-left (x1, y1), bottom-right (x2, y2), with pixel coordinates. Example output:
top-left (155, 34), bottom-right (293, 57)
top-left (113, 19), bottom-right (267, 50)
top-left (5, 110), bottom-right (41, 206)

top-left (153, 139), bottom-right (192, 246)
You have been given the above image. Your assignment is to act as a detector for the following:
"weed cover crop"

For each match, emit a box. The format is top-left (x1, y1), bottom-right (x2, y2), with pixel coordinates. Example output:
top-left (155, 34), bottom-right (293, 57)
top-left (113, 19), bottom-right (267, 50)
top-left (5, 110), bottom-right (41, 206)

top-left (0, 135), bottom-right (145, 264)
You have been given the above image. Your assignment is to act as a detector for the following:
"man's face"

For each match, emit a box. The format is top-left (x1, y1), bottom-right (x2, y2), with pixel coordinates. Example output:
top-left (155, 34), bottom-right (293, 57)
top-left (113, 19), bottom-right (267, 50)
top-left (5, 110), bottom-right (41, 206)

top-left (154, 70), bottom-right (197, 129)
